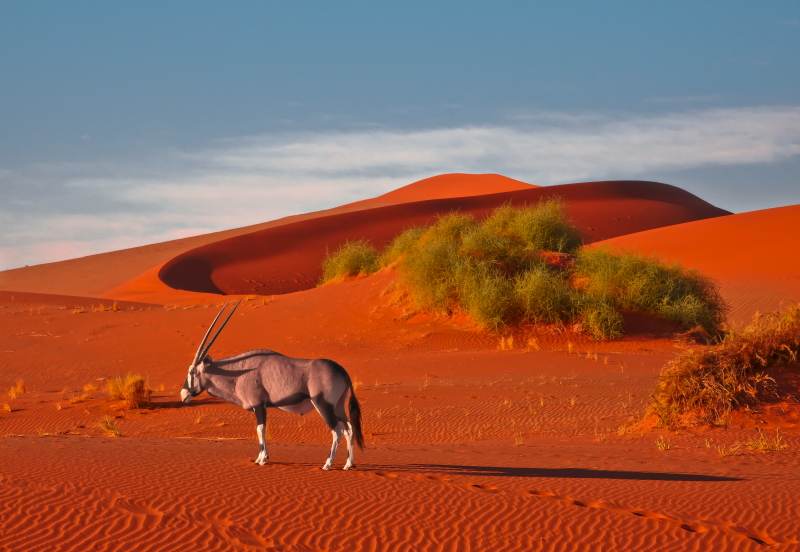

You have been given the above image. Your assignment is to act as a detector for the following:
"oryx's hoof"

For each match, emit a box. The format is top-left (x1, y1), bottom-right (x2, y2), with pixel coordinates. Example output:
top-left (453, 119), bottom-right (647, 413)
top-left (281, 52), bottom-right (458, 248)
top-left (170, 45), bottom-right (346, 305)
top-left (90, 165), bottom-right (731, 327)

top-left (343, 463), bottom-right (355, 471)
top-left (322, 460), bottom-right (333, 470)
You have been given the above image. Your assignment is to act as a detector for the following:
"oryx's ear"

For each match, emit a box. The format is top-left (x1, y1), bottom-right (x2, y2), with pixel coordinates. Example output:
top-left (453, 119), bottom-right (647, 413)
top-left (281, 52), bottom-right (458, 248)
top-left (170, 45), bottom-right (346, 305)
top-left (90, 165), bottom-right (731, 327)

top-left (199, 355), bottom-right (212, 371)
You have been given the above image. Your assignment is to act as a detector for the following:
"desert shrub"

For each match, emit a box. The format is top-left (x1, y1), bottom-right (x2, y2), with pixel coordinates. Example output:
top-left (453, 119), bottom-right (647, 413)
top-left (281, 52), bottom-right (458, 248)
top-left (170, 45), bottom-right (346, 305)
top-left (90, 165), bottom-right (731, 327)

top-left (646, 304), bottom-right (800, 429)
top-left (379, 226), bottom-right (425, 266)
top-left (320, 239), bottom-right (380, 283)
top-left (460, 264), bottom-right (516, 329)
top-left (575, 295), bottom-right (625, 340)
top-left (574, 248), bottom-right (727, 335)
top-left (514, 266), bottom-right (574, 324)
top-left (317, 198), bottom-right (726, 338)
top-left (479, 199), bottom-right (582, 255)
top-left (106, 374), bottom-right (152, 408)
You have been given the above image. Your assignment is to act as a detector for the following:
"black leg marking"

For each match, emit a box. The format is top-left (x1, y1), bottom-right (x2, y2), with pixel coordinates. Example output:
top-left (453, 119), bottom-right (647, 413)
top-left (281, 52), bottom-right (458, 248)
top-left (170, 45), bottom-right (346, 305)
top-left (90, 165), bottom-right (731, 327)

top-left (314, 396), bottom-right (339, 430)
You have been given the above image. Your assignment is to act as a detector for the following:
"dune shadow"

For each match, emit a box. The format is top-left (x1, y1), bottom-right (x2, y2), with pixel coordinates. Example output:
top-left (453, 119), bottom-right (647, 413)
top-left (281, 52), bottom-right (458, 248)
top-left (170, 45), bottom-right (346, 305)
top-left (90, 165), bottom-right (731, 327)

top-left (404, 463), bottom-right (742, 482)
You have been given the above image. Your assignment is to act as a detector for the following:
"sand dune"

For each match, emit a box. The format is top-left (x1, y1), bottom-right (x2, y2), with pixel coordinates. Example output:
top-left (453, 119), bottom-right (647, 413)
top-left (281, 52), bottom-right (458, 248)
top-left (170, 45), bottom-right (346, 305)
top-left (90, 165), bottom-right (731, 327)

top-left (590, 204), bottom-right (800, 327)
top-left (345, 172), bottom-right (538, 207)
top-left (154, 180), bottom-right (729, 298)
top-left (0, 174), bottom-right (532, 299)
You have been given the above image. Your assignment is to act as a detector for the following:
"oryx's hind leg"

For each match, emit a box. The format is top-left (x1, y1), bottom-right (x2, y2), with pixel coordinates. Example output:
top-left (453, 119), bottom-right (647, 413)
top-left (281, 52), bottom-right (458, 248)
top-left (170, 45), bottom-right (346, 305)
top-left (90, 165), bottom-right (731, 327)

top-left (323, 422), bottom-right (346, 471)
top-left (313, 396), bottom-right (347, 470)
top-left (333, 392), bottom-right (356, 470)
top-left (254, 404), bottom-right (269, 465)
top-left (342, 422), bottom-right (355, 470)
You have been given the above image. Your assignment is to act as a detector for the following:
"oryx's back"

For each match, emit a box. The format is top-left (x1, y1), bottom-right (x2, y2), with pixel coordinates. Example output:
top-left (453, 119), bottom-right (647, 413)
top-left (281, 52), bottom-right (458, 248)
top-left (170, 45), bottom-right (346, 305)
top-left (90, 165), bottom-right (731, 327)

top-left (212, 350), bottom-right (350, 408)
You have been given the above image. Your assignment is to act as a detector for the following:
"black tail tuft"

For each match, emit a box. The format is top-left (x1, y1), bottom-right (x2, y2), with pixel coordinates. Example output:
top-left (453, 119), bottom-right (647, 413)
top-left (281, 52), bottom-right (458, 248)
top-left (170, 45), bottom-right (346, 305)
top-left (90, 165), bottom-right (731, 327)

top-left (348, 390), bottom-right (364, 449)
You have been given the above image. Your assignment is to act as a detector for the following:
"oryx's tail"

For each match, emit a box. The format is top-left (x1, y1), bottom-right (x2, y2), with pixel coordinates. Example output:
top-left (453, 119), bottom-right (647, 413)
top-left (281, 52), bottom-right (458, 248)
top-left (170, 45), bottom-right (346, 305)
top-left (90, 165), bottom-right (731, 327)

top-left (348, 390), bottom-right (364, 450)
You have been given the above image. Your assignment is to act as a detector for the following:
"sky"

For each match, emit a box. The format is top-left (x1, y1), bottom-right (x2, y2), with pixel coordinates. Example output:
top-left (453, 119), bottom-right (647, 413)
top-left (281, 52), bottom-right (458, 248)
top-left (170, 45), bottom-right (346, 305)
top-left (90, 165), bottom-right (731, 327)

top-left (1, 1), bottom-right (799, 270)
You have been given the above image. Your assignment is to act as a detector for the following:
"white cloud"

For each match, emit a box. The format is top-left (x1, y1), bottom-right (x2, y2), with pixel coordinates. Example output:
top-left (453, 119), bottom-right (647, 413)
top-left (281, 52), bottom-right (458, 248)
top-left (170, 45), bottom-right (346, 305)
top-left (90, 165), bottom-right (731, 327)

top-left (1, 105), bottom-right (800, 270)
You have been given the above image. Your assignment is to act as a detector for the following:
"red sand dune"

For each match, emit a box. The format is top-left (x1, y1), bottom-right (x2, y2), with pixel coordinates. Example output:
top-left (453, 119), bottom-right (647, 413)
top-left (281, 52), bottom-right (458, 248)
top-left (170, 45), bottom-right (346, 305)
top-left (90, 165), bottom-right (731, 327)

top-left (0, 174), bottom-right (534, 299)
top-left (591, 204), bottom-right (800, 327)
top-left (153, 180), bottom-right (729, 298)
top-left (345, 172), bottom-right (538, 207)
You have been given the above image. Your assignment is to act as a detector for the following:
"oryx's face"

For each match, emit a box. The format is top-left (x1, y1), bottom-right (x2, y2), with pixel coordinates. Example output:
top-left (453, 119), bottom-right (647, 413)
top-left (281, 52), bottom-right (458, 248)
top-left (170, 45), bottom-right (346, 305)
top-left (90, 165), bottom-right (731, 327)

top-left (180, 356), bottom-right (209, 403)
top-left (182, 299), bottom-right (239, 404)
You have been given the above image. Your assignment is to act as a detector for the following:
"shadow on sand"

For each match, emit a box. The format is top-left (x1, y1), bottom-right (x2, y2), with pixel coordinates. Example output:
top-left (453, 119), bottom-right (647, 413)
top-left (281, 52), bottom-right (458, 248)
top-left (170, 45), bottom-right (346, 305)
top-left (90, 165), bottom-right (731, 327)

top-left (403, 463), bottom-right (742, 482)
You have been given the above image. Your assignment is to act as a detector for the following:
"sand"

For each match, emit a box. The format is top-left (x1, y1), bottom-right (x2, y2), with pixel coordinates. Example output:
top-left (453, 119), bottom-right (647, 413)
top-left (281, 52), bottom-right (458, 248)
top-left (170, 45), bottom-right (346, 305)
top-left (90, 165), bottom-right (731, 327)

top-left (1, 175), bottom-right (798, 551)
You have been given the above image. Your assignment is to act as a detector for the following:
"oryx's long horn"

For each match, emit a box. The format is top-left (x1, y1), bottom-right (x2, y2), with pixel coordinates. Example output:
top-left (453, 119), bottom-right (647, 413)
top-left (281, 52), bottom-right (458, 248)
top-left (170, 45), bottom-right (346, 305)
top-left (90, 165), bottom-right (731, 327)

top-left (193, 300), bottom-right (230, 365)
top-left (198, 299), bottom-right (242, 361)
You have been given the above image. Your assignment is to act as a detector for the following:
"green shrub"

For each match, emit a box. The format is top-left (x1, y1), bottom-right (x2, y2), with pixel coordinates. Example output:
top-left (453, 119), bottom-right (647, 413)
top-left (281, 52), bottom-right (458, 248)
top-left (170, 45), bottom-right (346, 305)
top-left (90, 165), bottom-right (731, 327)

top-left (576, 295), bottom-right (625, 340)
top-left (480, 199), bottom-right (582, 254)
top-left (574, 249), bottom-right (727, 334)
top-left (379, 226), bottom-right (426, 266)
top-left (320, 240), bottom-right (380, 283)
top-left (317, 198), bottom-right (726, 339)
top-left (513, 266), bottom-right (574, 324)
top-left (460, 264), bottom-right (515, 329)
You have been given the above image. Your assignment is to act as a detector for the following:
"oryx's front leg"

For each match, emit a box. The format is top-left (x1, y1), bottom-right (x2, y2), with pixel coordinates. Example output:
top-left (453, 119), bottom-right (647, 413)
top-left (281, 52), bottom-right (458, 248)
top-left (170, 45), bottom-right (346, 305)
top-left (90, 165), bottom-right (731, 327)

top-left (254, 404), bottom-right (269, 465)
top-left (322, 422), bottom-right (345, 471)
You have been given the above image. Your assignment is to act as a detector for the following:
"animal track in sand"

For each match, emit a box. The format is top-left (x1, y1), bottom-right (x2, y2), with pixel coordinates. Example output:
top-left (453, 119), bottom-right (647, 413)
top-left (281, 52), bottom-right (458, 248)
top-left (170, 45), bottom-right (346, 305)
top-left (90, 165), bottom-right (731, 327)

top-left (351, 468), bottom-right (792, 546)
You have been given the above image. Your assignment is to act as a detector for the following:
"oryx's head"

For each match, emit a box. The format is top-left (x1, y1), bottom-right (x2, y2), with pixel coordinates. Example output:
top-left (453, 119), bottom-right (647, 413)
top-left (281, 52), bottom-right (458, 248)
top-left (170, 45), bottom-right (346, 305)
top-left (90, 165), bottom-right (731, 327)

top-left (181, 300), bottom-right (241, 404)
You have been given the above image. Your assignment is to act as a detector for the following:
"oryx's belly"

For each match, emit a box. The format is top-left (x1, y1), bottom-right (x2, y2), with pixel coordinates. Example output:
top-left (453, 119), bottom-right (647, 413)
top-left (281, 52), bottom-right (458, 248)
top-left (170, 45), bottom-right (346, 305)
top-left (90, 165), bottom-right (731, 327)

top-left (276, 399), bottom-right (315, 415)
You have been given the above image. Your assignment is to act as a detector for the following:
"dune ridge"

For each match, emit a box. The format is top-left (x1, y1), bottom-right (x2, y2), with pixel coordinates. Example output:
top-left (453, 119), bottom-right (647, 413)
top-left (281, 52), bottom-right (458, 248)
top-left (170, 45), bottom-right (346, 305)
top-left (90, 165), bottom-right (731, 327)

top-left (154, 180), bottom-right (729, 298)
top-left (1, 173), bottom-right (534, 298)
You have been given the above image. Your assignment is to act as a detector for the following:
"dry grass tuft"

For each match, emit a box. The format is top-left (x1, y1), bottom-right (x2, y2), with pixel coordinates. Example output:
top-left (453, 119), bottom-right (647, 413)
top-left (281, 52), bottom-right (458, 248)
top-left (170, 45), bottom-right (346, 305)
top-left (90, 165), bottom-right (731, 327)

top-left (7, 387), bottom-right (18, 399)
top-left (69, 393), bottom-right (91, 404)
top-left (655, 435), bottom-right (671, 450)
top-left (99, 416), bottom-right (122, 437)
top-left (2, 402), bottom-right (12, 412)
top-left (498, 335), bottom-right (515, 351)
top-left (106, 373), bottom-right (153, 408)
top-left (745, 427), bottom-right (788, 452)
top-left (82, 383), bottom-right (98, 393)
top-left (14, 379), bottom-right (25, 393)
top-left (717, 443), bottom-right (741, 457)
top-left (645, 304), bottom-right (800, 429)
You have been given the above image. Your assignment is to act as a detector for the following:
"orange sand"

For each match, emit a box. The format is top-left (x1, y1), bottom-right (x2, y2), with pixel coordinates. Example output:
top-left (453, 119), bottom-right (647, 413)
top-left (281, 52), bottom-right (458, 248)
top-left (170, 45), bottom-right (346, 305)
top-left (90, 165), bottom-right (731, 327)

top-left (1, 176), bottom-right (798, 551)
top-left (1, 274), bottom-right (798, 550)
top-left (345, 172), bottom-right (538, 207)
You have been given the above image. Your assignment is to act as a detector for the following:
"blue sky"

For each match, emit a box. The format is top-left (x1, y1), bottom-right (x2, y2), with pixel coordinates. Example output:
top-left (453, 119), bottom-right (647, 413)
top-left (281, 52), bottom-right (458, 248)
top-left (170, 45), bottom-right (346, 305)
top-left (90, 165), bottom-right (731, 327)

top-left (1, 2), bottom-right (799, 269)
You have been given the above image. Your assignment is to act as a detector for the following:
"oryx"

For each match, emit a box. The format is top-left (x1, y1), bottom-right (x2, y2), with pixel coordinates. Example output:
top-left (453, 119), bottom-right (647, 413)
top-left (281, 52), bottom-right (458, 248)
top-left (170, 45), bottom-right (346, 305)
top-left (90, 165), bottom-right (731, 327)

top-left (180, 300), bottom-right (364, 470)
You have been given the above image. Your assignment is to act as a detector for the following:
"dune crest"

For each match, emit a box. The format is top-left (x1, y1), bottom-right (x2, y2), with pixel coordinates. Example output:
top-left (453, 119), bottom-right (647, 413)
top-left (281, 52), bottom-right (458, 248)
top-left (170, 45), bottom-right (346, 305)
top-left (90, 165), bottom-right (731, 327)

top-left (345, 173), bottom-right (537, 207)
top-left (3, 173), bottom-right (526, 298)
top-left (153, 180), bottom-right (729, 299)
